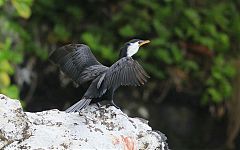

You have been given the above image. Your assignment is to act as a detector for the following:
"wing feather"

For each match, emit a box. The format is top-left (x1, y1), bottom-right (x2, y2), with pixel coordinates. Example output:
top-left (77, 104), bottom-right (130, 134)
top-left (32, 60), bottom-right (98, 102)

top-left (49, 44), bottom-right (108, 84)
top-left (135, 61), bottom-right (150, 78)
top-left (99, 57), bottom-right (149, 92)
top-left (129, 67), bottom-right (136, 85)
top-left (131, 67), bottom-right (140, 85)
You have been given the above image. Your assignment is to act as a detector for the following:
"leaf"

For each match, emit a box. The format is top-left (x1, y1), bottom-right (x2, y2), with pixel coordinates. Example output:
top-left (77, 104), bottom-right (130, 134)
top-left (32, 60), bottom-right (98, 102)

top-left (223, 64), bottom-right (236, 77)
top-left (197, 36), bottom-right (215, 49)
top-left (206, 78), bottom-right (214, 86)
top-left (81, 32), bottom-right (99, 50)
top-left (1, 85), bottom-right (19, 99)
top-left (183, 60), bottom-right (199, 71)
top-left (151, 38), bottom-right (166, 46)
top-left (203, 23), bottom-right (217, 37)
top-left (153, 19), bottom-right (170, 38)
top-left (211, 70), bottom-right (223, 80)
top-left (99, 46), bottom-right (117, 62)
top-left (171, 46), bottom-right (183, 63)
top-left (34, 47), bottom-right (49, 60)
top-left (184, 9), bottom-right (200, 27)
top-left (0, 72), bottom-right (10, 87)
top-left (217, 33), bottom-right (229, 51)
top-left (0, 60), bottom-right (14, 74)
top-left (119, 25), bottom-right (136, 37)
top-left (11, 0), bottom-right (33, 19)
top-left (0, 0), bottom-right (5, 7)
top-left (186, 26), bottom-right (198, 38)
top-left (53, 24), bottom-right (70, 41)
top-left (174, 27), bottom-right (184, 38)
top-left (138, 0), bottom-right (160, 10)
top-left (209, 3), bottom-right (229, 29)
top-left (156, 49), bottom-right (172, 64)
top-left (207, 88), bottom-right (222, 103)
top-left (221, 80), bottom-right (232, 97)
top-left (0, 50), bottom-right (23, 64)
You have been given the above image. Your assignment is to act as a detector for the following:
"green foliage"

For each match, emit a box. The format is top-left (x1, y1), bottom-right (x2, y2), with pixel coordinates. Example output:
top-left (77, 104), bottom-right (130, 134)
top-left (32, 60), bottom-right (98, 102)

top-left (0, 0), bottom-right (5, 6)
top-left (0, 39), bottom-right (21, 99)
top-left (81, 32), bottom-right (117, 62)
top-left (11, 0), bottom-right (33, 19)
top-left (0, 0), bottom-right (32, 100)
top-left (53, 24), bottom-right (71, 42)
top-left (203, 55), bottom-right (236, 104)
top-left (119, 25), bottom-right (136, 37)
top-left (1, 0), bottom-right (239, 105)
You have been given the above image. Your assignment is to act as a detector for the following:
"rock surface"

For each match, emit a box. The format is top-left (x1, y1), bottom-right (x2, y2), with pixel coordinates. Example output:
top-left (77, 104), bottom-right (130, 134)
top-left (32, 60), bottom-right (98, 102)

top-left (0, 94), bottom-right (168, 150)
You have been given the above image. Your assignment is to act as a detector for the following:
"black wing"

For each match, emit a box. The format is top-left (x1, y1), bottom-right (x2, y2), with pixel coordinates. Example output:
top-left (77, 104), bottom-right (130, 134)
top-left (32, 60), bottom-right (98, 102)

top-left (97, 57), bottom-right (150, 93)
top-left (49, 44), bottom-right (108, 84)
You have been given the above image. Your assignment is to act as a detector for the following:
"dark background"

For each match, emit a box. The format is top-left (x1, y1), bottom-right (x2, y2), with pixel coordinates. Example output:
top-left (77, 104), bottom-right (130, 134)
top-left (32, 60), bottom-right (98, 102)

top-left (0, 0), bottom-right (240, 149)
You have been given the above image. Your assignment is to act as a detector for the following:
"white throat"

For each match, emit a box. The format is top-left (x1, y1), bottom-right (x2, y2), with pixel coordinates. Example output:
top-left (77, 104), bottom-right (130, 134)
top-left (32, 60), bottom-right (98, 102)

top-left (127, 42), bottom-right (140, 57)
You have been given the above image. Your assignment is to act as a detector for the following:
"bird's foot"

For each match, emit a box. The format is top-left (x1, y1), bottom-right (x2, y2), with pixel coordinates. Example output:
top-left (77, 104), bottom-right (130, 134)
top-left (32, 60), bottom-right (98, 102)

top-left (106, 100), bottom-right (120, 109)
top-left (95, 103), bottom-right (105, 111)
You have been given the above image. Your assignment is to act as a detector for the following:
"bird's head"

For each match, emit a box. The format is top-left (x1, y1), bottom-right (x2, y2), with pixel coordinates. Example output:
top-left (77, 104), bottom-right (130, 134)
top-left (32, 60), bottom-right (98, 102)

top-left (119, 39), bottom-right (150, 58)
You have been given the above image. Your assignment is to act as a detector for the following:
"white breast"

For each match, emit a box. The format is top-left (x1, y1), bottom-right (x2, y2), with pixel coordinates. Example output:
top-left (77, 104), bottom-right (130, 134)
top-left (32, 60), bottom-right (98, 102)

top-left (127, 42), bottom-right (140, 57)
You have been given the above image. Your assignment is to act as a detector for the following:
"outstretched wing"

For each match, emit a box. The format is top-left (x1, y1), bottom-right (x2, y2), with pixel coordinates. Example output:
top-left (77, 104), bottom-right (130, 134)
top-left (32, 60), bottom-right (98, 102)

top-left (49, 44), bottom-right (108, 84)
top-left (98, 57), bottom-right (150, 92)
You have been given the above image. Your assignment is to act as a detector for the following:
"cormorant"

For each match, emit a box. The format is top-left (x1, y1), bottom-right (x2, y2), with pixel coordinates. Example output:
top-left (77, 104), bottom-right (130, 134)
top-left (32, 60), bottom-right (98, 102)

top-left (49, 39), bottom-right (150, 112)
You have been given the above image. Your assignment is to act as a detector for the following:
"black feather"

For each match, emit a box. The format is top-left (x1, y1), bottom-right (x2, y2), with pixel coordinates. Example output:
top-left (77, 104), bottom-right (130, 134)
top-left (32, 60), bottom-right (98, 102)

top-left (50, 41), bottom-right (149, 112)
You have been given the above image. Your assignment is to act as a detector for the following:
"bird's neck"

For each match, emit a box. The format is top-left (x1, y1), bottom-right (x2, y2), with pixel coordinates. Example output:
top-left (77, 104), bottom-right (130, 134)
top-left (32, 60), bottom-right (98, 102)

top-left (119, 47), bottom-right (128, 59)
top-left (119, 46), bottom-right (139, 58)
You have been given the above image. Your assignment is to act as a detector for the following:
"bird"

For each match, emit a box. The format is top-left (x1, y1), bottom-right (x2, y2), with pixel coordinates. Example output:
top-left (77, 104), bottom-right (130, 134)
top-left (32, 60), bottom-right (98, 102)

top-left (49, 39), bottom-right (150, 112)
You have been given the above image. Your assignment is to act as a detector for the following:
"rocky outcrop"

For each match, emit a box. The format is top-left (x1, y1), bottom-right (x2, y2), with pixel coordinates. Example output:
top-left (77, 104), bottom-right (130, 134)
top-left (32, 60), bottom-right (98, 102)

top-left (0, 94), bottom-right (168, 150)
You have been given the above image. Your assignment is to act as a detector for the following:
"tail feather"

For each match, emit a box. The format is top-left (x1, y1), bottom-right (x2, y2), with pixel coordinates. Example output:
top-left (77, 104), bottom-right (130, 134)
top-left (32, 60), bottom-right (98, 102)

top-left (65, 98), bottom-right (91, 112)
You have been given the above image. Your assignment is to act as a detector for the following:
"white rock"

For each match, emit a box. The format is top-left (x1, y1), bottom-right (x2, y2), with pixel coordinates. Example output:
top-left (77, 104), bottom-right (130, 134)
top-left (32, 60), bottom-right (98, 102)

top-left (0, 94), bottom-right (168, 150)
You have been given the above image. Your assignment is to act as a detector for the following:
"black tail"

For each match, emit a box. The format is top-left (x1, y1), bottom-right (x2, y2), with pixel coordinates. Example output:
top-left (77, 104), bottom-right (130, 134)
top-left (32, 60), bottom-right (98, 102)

top-left (65, 98), bottom-right (92, 112)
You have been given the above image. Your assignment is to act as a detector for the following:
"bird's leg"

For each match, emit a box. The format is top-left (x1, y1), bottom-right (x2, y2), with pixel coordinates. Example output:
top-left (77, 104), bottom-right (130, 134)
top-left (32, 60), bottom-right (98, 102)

top-left (106, 90), bottom-right (120, 109)
top-left (109, 99), bottom-right (120, 109)
top-left (96, 102), bottom-right (101, 108)
top-left (95, 103), bottom-right (105, 111)
top-left (94, 99), bottom-right (103, 110)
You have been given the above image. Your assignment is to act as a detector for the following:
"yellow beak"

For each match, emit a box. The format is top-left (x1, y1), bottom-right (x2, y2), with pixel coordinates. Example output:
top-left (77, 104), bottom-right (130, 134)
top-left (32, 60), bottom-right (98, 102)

top-left (139, 40), bottom-right (150, 47)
